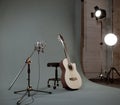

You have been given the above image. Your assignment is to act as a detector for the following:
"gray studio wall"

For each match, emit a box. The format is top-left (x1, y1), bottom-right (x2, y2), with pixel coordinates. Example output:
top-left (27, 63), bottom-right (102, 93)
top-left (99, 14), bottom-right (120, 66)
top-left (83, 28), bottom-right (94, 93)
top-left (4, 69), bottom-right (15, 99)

top-left (0, 0), bottom-right (82, 90)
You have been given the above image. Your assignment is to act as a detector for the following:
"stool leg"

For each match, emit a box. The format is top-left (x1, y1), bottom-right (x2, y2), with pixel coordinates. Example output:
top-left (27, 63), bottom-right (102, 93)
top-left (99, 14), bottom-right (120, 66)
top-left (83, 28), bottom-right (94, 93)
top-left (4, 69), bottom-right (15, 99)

top-left (53, 80), bottom-right (56, 89)
top-left (57, 79), bottom-right (59, 86)
top-left (55, 67), bottom-right (58, 86)
top-left (47, 79), bottom-right (51, 87)
top-left (47, 65), bottom-right (61, 89)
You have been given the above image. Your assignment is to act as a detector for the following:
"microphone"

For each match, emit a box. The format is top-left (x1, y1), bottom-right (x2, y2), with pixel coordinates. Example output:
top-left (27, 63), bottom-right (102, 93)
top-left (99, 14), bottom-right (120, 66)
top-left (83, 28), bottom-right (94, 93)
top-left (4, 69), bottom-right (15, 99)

top-left (40, 42), bottom-right (46, 53)
top-left (34, 41), bottom-right (46, 53)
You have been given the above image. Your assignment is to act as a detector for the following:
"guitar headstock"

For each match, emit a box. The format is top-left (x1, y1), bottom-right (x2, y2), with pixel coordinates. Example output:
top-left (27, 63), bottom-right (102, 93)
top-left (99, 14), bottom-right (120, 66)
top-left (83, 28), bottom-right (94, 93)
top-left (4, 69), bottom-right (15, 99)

top-left (58, 34), bottom-right (64, 40)
top-left (58, 34), bottom-right (65, 46)
top-left (58, 34), bottom-right (64, 41)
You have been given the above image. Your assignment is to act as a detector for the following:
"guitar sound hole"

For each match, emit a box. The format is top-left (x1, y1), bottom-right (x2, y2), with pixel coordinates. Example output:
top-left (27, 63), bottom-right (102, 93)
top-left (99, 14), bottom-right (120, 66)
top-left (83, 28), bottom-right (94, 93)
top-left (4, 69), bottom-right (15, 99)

top-left (69, 77), bottom-right (77, 81)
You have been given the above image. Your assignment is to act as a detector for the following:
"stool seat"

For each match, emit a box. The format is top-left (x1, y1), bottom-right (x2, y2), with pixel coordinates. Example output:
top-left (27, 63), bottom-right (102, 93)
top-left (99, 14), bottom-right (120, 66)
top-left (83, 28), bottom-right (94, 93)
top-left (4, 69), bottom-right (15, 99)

top-left (47, 62), bottom-right (59, 67)
top-left (47, 62), bottom-right (61, 89)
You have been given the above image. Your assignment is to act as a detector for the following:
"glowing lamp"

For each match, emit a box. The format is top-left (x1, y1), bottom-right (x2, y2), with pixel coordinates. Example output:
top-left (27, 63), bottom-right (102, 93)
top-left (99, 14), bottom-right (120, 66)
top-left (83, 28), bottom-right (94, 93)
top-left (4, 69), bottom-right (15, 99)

top-left (104, 33), bottom-right (118, 46)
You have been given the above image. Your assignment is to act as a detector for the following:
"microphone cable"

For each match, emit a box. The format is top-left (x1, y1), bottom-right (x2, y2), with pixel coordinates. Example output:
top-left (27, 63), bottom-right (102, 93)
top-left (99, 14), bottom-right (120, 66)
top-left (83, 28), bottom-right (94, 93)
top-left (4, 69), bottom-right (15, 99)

top-left (36, 52), bottom-right (41, 90)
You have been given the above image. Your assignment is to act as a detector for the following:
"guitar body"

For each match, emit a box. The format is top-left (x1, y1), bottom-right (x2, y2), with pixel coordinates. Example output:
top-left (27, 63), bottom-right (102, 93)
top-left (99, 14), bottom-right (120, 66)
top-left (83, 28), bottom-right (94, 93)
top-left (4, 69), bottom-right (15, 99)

top-left (58, 34), bottom-right (82, 90)
top-left (60, 58), bottom-right (82, 90)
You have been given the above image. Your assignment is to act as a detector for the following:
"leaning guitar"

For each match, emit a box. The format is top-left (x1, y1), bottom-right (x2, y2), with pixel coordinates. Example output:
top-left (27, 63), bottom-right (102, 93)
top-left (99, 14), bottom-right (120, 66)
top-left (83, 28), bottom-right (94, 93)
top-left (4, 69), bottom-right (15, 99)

top-left (58, 34), bottom-right (82, 90)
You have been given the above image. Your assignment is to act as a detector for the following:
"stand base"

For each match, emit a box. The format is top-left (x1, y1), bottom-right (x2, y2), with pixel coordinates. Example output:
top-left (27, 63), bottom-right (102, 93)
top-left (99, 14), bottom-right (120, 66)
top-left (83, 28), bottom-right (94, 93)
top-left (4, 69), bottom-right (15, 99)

top-left (106, 67), bottom-right (120, 83)
top-left (15, 86), bottom-right (52, 105)
top-left (48, 78), bottom-right (61, 89)
top-left (99, 73), bottom-right (105, 80)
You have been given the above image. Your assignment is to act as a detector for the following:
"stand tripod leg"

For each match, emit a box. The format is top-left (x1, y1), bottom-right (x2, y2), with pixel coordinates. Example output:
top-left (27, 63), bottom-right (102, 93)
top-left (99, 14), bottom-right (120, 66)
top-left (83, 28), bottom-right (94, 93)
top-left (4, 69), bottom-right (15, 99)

top-left (15, 87), bottom-right (51, 105)
top-left (14, 89), bottom-right (27, 94)
top-left (113, 68), bottom-right (120, 77)
top-left (16, 91), bottom-right (27, 105)
top-left (14, 86), bottom-right (51, 95)
top-left (106, 68), bottom-right (111, 81)
top-left (106, 67), bottom-right (120, 83)
top-left (14, 57), bottom-right (52, 105)
top-left (106, 67), bottom-right (114, 82)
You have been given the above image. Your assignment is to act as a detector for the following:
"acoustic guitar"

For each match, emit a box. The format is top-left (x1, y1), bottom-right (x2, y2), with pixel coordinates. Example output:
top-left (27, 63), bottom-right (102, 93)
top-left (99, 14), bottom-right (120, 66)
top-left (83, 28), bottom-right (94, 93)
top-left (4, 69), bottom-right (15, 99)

top-left (58, 34), bottom-right (82, 90)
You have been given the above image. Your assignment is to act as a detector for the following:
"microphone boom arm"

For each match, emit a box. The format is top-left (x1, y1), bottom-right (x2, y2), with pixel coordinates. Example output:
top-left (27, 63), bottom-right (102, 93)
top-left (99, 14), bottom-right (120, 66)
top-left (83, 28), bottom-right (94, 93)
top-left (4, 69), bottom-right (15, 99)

top-left (8, 50), bottom-right (35, 90)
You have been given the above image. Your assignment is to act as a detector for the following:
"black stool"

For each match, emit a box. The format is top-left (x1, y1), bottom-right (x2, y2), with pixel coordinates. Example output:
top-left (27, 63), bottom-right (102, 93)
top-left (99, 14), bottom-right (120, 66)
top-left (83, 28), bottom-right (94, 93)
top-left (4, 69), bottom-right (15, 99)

top-left (47, 62), bottom-right (61, 89)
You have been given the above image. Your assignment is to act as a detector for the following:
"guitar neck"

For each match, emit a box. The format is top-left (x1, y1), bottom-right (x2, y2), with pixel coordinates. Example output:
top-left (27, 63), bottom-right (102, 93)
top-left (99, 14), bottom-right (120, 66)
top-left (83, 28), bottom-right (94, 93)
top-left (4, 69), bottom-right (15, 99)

top-left (63, 43), bottom-right (71, 65)
top-left (58, 34), bottom-right (71, 65)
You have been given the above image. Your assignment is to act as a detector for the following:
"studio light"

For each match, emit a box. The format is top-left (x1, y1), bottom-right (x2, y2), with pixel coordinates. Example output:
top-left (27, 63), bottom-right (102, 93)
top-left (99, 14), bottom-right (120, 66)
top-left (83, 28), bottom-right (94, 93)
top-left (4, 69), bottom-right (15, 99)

top-left (95, 10), bottom-right (102, 18)
top-left (91, 6), bottom-right (107, 79)
top-left (104, 33), bottom-right (118, 46)
top-left (91, 6), bottom-right (106, 20)
top-left (104, 33), bottom-right (120, 81)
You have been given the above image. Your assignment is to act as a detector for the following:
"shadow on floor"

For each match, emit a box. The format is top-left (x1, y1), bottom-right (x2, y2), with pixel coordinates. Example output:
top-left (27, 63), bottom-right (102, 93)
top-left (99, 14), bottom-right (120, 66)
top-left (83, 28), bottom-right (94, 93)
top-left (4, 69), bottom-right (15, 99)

top-left (89, 78), bottom-right (120, 88)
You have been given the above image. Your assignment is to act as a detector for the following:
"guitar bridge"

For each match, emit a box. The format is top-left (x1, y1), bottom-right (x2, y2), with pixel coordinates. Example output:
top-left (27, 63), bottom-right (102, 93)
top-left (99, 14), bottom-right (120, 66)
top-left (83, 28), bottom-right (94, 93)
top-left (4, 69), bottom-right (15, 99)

top-left (69, 77), bottom-right (77, 81)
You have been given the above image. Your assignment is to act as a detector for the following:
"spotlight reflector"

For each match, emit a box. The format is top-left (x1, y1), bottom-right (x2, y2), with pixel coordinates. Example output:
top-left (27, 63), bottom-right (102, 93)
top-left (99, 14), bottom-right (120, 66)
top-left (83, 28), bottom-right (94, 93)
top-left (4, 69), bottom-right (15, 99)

top-left (104, 33), bottom-right (118, 46)
top-left (91, 6), bottom-right (106, 20)
top-left (95, 10), bottom-right (102, 18)
top-left (96, 9), bottom-right (106, 19)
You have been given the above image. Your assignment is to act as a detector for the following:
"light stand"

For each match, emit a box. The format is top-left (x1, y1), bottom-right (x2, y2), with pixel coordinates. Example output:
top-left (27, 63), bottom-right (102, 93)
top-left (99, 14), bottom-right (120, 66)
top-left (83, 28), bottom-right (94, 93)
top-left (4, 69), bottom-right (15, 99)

top-left (105, 47), bottom-right (120, 82)
top-left (104, 33), bottom-right (120, 82)
top-left (8, 42), bottom-right (51, 105)
top-left (99, 42), bottom-right (105, 80)
top-left (99, 21), bottom-right (105, 80)
top-left (106, 47), bottom-right (120, 82)
top-left (91, 6), bottom-right (106, 80)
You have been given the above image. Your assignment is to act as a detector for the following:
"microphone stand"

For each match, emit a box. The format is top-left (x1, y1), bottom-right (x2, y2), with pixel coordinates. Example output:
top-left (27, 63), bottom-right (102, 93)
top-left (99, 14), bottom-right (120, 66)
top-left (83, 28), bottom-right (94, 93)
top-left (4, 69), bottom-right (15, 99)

top-left (8, 50), bottom-right (35, 90)
top-left (8, 45), bottom-right (51, 105)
